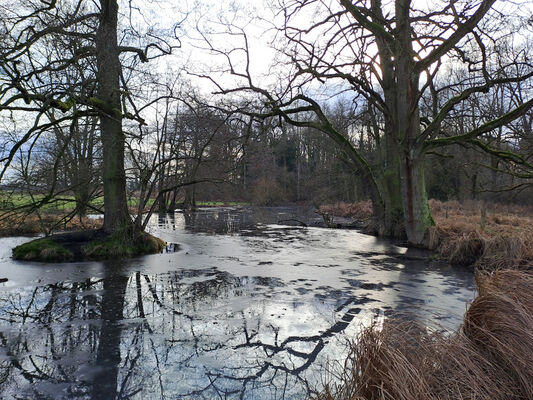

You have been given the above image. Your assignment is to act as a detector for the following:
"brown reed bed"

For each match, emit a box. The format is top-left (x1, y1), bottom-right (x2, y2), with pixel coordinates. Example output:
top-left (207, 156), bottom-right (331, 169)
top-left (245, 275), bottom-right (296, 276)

top-left (0, 212), bottom-right (103, 237)
top-left (320, 200), bottom-right (533, 269)
top-left (314, 269), bottom-right (533, 400)
top-left (428, 200), bottom-right (533, 270)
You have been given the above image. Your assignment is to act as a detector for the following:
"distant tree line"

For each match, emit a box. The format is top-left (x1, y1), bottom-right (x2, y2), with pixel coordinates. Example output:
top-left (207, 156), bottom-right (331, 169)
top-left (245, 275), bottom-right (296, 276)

top-left (3, 77), bottom-right (533, 219)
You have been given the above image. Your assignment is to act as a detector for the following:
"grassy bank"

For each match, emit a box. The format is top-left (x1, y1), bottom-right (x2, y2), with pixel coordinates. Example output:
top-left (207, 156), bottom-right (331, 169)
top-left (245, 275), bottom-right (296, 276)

top-left (0, 196), bottom-right (250, 237)
top-left (12, 229), bottom-right (166, 262)
top-left (319, 200), bottom-right (533, 269)
top-left (315, 269), bottom-right (533, 400)
top-left (0, 213), bottom-right (103, 237)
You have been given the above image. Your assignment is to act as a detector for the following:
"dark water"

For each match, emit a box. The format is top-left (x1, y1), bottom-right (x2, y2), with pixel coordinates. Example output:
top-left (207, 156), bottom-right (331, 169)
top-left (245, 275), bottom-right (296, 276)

top-left (0, 207), bottom-right (475, 400)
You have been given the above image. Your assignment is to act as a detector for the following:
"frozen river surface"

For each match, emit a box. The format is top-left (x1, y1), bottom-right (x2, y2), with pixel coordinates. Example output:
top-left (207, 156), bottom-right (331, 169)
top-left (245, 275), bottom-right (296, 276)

top-left (0, 207), bottom-right (475, 399)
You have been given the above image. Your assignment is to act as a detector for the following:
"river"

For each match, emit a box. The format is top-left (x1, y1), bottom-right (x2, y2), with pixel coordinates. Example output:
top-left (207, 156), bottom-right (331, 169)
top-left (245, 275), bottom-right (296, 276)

top-left (0, 207), bottom-right (475, 399)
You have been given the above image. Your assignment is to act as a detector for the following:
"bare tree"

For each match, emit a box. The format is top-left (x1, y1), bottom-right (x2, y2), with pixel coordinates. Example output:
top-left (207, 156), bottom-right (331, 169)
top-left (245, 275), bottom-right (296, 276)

top-left (0, 0), bottom-right (182, 237)
top-left (195, 0), bottom-right (533, 245)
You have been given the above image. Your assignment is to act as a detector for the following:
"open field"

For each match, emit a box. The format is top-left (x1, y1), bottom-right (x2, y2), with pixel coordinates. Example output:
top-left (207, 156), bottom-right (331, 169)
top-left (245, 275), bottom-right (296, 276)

top-left (0, 194), bottom-right (249, 213)
top-left (0, 194), bottom-right (140, 213)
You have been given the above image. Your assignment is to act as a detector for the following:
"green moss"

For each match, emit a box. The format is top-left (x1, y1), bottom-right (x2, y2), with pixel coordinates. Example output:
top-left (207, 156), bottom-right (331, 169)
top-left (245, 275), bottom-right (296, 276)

top-left (89, 96), bottom-right (107, 108)
top-left (83, 231), bottom-right (165, 259)
top-left (13, 239), bottom-right (73, 262)
top-left (56, 97), bottom-right (76, 112)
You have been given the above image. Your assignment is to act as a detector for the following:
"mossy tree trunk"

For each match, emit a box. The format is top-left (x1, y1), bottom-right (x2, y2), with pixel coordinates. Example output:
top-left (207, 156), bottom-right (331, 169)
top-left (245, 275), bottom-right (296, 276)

top-left (399, 153), bottom-right (434, 245)
top-left (96, 0), bottom-right (131, 234)
top-left (393, 0), bottom-right (434, 246)
top-left (376, 135), bottom-right (405, 238)
top-left (365, 0), bottom-right (434, 246)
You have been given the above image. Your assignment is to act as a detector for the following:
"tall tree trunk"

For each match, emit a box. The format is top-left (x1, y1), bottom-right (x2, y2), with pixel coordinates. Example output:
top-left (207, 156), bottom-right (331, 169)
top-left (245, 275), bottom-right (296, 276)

top-left (400, 153), bottom-right (433, 246)
top-left (96, 0), bottom-right (131, 233)
top-left (378, 134), bottom-right (405, 238)
top-left (394, 0), bottom-right (434, 246)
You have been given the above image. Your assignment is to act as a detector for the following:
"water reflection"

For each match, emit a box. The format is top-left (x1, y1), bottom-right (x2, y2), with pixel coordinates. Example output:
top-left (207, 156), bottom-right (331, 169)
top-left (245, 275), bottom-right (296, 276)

top-left (92, 265), bottom-right (129, 400)
top-left (0, 268), bottom-right (361, 399)
top-left (158, 206), bottom-right (319, 235)
top-left (0, 207), bottom-right (475, 399)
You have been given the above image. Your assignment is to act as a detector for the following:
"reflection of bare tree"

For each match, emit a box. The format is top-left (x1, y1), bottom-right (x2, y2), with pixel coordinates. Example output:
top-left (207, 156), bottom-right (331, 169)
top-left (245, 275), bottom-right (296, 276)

top-left (0, 279), bottom-right (102, 398)
top-left (0, 268), bottom-right (359, 399)
top-left (92, 269), bottom-right (129, 400)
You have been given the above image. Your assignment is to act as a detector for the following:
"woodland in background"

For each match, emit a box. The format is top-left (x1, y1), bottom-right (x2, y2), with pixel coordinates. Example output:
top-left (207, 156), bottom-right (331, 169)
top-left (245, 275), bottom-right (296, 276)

top-left (3, 91), bottom-right (531, 222)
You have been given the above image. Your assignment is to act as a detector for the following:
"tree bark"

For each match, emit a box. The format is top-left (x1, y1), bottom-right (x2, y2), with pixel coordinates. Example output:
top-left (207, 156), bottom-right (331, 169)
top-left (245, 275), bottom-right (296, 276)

top-left (394, 0), bottom-right (433, 246)
top-left (400, 153), bottom-right (433, 246)
top-left (378, 134), bottom-right (405, 238)
top-left (96, 0), bottom-right (131, 233)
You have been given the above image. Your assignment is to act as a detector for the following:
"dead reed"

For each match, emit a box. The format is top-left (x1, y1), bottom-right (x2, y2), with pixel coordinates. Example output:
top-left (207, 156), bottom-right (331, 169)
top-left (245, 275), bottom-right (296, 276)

top-left (428, 200), bottom-right (533, 270)
top-left (315, 269), bottom-right (533, 400)
top-left (0, 212), bottom-right (103, 237)
top-left (321, 199), bottom-right (533, 269)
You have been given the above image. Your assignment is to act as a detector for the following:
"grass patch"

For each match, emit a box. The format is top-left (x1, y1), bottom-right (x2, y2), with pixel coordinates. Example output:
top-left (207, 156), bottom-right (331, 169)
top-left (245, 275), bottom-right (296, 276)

top-left (12, 229), bottom-right (165, 262)
top-left (196, 201), bottom-right (250, 207)
top-left (13, 238), bottom-right (73, 262)
top-left (83, 231), bottom-right (165, 259)
top-left (0, 193), bottom-right (153, 213)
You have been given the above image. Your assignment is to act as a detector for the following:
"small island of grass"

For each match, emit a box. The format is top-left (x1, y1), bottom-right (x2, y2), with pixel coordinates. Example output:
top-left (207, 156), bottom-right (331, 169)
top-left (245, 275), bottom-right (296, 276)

top-left (12, 229), bottom-right (166, 262)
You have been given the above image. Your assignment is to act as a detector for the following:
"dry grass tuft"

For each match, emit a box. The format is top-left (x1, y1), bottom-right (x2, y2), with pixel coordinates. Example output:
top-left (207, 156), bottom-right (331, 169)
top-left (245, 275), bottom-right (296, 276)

top-left (315, 270), bottom-right (533, 400)
top-left (448, 231), bottom-right (484, 266)
top-left (0, 212), bottom-right (102, 237)
top-left (318, 201), bottom-right (374, 220)
top-left (321, 199), bottom-right (533, 269)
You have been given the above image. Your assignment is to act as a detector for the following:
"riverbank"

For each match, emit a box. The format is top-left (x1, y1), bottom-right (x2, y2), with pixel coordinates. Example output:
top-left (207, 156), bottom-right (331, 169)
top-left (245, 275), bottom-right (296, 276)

top-left (315, 201), bottom-right (533, 398)
top-left (0, 213), bottom-right (103, 237)
top-left (319, 200), bottom-right (533, 270)
top-left (314, 268), bottom-right (533, 400)
top-left (0, 201), bottom-right (251, 237)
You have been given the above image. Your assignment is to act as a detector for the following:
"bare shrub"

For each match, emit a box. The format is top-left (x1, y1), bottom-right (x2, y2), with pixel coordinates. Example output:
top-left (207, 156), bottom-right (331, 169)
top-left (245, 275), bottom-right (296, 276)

top-left (0, 213), bottom-right (103, 237)
top-left (318, 201), bottom-right (373, 220)
top-left (251, 177), bottom-right (285, 205)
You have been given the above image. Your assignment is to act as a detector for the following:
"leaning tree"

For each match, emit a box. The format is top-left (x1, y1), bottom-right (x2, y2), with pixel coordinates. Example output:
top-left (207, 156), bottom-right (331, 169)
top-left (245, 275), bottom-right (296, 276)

top-left (196, 0), bottom-right (533, 245)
